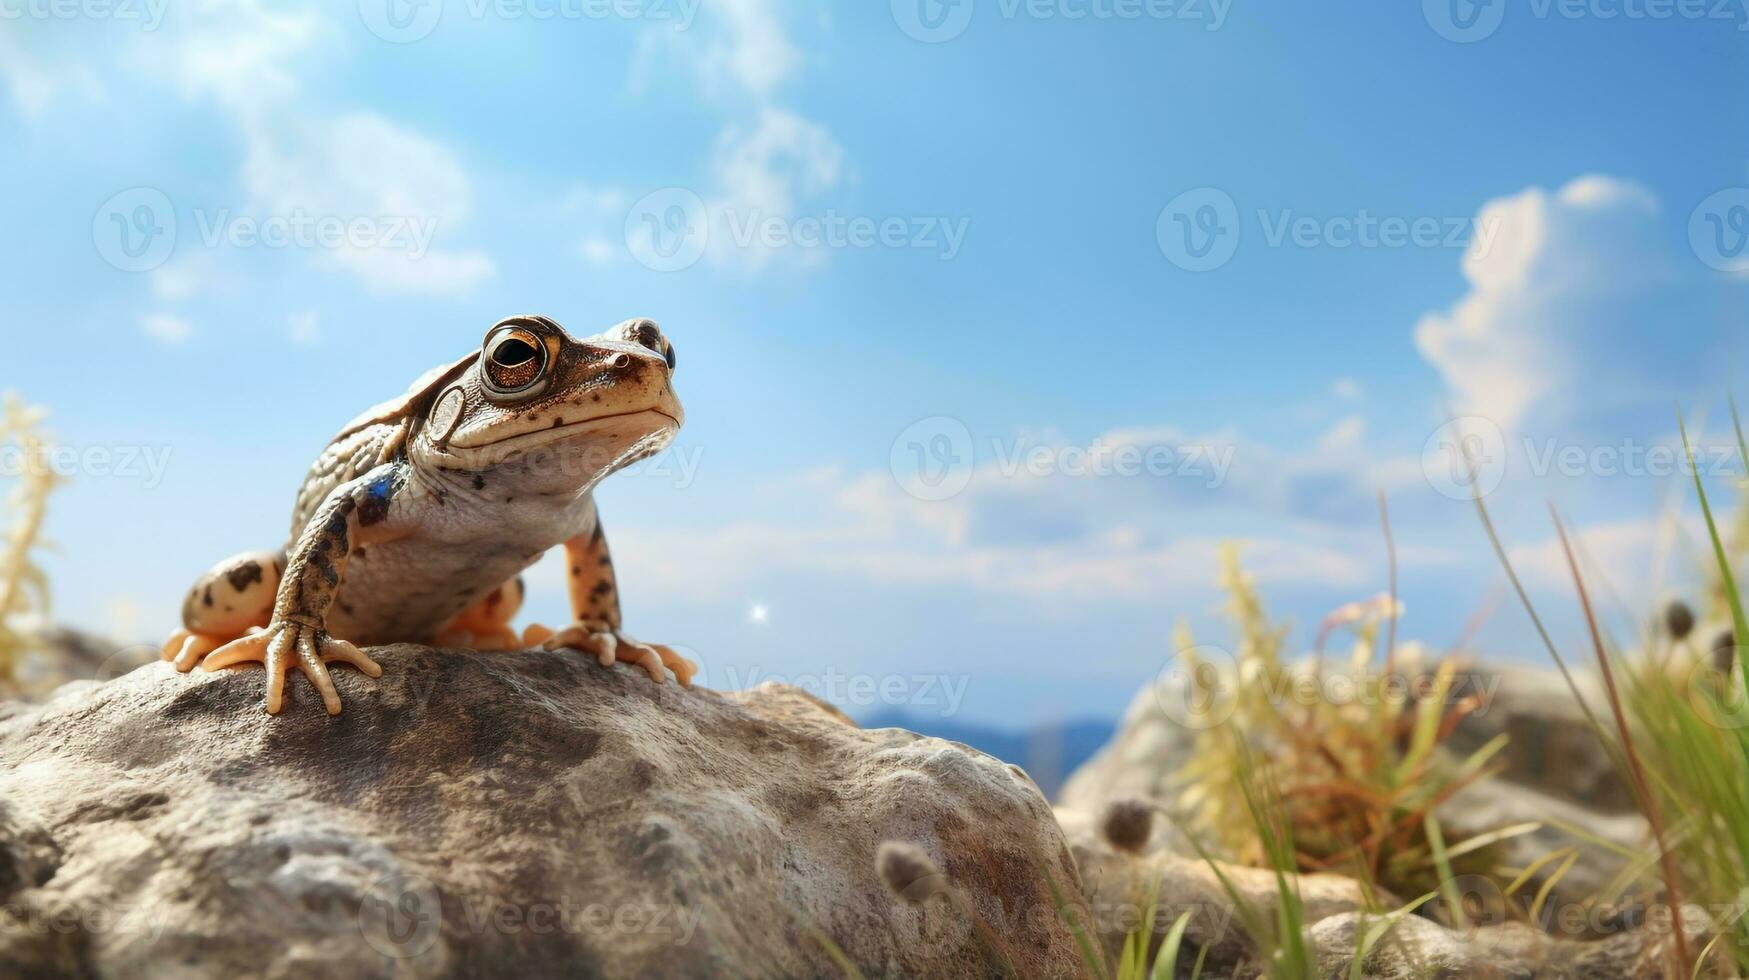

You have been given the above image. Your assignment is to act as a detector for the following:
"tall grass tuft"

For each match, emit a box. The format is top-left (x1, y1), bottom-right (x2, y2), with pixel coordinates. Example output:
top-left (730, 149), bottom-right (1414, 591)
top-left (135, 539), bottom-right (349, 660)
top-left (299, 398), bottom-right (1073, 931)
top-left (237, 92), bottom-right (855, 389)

top-left (1170, 544), bottom-right (1513, 909)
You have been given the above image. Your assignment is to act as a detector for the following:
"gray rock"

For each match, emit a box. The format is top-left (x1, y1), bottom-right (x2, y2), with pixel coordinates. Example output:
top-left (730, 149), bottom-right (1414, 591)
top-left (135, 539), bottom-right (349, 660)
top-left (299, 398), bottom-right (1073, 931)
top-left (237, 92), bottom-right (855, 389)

top-left (0, 647), bottom-right (1089, 979)
top-left (1447, 664), bottom-right (1630, 812)
top-left (1061, 805), bottom-right (1714, 980)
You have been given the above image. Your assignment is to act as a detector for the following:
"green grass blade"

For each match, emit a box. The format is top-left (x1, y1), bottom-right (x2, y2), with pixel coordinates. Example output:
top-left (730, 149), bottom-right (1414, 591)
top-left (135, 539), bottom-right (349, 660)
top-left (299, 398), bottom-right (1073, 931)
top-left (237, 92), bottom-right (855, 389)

top-left (1151, 910), bottom-right (1195, 980)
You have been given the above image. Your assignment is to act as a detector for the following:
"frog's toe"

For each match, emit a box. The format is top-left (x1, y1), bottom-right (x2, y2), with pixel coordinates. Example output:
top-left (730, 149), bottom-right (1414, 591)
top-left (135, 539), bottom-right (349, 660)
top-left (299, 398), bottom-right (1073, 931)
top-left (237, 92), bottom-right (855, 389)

top-left (162, 628), bottom-right (239, 672)
top-left (540, 622), bottom-right (619, 667)
top-left (620, 641), bottom-right (696, 686)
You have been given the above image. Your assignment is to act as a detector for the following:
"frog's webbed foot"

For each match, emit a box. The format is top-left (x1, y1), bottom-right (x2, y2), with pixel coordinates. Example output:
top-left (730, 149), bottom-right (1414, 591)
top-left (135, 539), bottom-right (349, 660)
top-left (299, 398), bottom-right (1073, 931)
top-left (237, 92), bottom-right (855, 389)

top-left (528, 622), bottom-right (696, 686)
top-left (202, 620), bottom-right (382, 715)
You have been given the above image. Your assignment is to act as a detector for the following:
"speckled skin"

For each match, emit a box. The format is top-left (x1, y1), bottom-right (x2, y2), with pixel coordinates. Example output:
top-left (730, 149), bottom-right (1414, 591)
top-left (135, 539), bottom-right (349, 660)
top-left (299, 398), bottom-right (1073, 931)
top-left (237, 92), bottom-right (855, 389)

top-left (161, 315), bottom-right (694, 715)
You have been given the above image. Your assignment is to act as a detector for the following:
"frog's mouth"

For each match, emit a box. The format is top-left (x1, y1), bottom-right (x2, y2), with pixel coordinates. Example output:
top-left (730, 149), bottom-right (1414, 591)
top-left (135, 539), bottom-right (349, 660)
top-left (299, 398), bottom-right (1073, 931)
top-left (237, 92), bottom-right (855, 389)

top-left (450, 406), bottom-right (682, 455)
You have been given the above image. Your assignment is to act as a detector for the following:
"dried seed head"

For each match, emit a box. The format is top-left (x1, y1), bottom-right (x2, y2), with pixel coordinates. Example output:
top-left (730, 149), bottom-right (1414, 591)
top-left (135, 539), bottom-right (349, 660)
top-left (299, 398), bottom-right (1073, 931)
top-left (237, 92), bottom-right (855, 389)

top-left (1713, 630), bottom-right (1737, 675)
top-left (1100, 800), bottom-right (1154, 854)
top-left (1664, 600), bottom-right (1696, 641)
top-left (876, 841), bottom-right (948, 904)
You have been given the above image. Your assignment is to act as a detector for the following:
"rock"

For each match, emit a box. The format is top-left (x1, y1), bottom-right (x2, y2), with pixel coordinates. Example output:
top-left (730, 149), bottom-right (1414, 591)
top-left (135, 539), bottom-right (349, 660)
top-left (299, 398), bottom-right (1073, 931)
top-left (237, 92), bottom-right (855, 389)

top-left (1062, 804), bottom-right (1714, 980)
top-left (1056, 672), bottom-right (1198, 852)
top-left (1058, 663), bottom-right (1643, 899)
top-left (0, 647), bottom-right (1090, 979)
top-left (1059, 806), bottom-right (1380, 976)
top-left (1439, 778), bottom-right (1646, 916)
top-left (1445, 664), bottom-right (1630, 812)
top-left (1309, 904), bottom-right (1716, 980)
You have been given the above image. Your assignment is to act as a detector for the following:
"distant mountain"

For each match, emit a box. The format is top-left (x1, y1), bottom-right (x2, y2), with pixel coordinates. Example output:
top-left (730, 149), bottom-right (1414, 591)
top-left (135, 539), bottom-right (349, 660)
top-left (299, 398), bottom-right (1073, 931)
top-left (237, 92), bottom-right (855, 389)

top-left (855, 709), bottom-right (1116, 801)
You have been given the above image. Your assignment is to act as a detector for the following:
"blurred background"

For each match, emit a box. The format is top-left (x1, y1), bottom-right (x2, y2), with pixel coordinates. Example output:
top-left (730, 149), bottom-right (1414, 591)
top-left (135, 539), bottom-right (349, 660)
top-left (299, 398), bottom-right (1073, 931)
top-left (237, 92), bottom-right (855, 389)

top-left (1, 0), bottom-right (1745, 788)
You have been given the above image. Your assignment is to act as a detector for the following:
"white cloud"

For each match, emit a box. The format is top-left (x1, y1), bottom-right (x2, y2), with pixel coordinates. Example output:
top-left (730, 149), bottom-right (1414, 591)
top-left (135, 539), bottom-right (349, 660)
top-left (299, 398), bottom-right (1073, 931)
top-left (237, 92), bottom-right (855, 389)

top-left (625, 0), bottom-right (847, 272)
top-left (139, 313), bottom-right (194, 344)
top-left (0, 29), bottom-right (103, 117)
top-left (607, 416), bottom-right (1462, 605)
top-left (1333, 378), bottom-right (1363, 402)
top-left (10, 1), bottom-right (494, 297)
top-left (1414, 175), bottom-right (1735, 434)
top-left (287, 311), bottom-right (320, 346)
top-left (713, 107), bottom-right (843, 215)
top-left (706, 107), bottom-right (846, 267)
top-left (130, 0), bottom-right (322, 115)
top-left (239, 112), bottom-right (495, 295)
top-left (634, 0), bottom-right (800, 100)
top-left (578, 238), bottom-right (617, 265)
top-left (1505, 513), bottom-right (1702, 600)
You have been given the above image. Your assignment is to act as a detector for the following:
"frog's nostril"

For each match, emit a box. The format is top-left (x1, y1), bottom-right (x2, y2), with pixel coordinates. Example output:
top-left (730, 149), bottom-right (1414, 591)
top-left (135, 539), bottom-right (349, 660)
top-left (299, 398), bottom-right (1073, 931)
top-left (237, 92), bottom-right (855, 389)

top-left (610, 352), bottom-right (632, 369)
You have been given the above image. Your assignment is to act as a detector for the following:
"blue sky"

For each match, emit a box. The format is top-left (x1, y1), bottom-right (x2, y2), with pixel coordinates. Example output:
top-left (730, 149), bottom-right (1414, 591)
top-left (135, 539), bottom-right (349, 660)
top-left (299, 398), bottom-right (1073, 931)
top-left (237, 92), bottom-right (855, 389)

top-left (1, 0), bottom-right (1746, 727)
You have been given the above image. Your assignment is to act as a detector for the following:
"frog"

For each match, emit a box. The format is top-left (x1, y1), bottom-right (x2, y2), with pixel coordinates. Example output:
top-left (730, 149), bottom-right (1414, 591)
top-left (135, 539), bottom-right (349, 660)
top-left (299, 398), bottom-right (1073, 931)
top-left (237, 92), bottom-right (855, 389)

top-left (159, 314), bottom-right (696, 715)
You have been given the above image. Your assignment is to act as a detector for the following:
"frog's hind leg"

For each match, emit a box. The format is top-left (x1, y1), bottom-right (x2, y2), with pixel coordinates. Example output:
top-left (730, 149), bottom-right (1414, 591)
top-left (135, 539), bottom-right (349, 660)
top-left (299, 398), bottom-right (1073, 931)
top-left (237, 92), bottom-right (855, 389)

top-left (161, 550), bottom-right (283, 671)
top-left (435, 577), bottom-right (526, 652)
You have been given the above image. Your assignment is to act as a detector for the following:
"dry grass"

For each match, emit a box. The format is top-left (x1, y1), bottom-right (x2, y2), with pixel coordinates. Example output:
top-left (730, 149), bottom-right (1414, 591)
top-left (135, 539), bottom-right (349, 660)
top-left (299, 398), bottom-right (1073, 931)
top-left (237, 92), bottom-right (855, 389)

top-left (0, 392), bottom-right (60, 695)
top-left (1169, 544), bottom-right (1513, 914)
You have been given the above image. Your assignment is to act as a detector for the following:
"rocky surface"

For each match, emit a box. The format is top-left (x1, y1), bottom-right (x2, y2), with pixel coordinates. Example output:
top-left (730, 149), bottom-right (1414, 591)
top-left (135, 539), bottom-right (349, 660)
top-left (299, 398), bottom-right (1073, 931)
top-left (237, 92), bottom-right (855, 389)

top-left (1060, 804), bottom-right (1713, 980)
top-left (1059, 662), bottom-right (1647, 881)
top-left (1053, 661), bottom-right (1708, 978)
top-left (0, 647), bottom-right (1088, 979)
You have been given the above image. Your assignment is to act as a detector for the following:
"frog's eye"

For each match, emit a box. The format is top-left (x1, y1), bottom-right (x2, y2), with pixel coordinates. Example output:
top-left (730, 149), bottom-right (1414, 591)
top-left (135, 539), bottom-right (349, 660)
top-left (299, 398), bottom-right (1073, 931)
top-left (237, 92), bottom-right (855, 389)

top-left (481, 326), bottom-right (550, 399)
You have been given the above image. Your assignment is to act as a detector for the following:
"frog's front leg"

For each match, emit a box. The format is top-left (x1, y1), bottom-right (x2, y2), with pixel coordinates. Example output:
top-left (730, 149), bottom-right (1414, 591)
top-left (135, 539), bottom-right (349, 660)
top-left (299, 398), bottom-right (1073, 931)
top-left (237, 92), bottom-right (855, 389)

top-left (524, 519), bottom-right (696, 686)
top-left (201, 469), bottom-right (397, 715)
